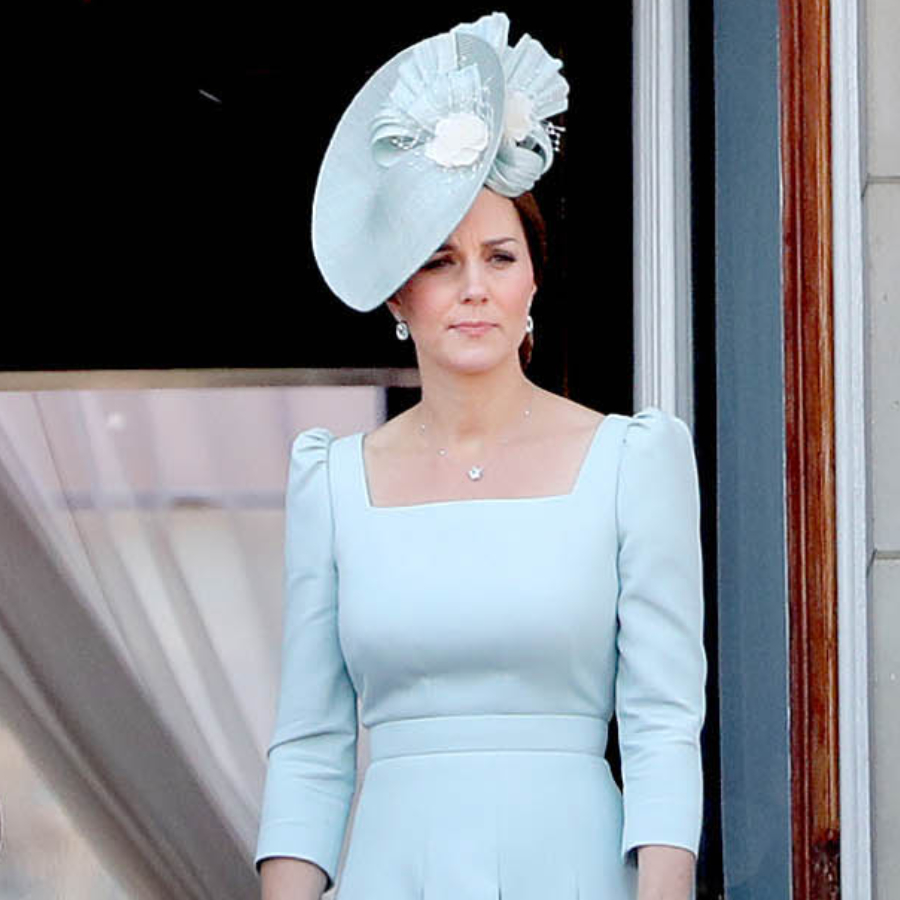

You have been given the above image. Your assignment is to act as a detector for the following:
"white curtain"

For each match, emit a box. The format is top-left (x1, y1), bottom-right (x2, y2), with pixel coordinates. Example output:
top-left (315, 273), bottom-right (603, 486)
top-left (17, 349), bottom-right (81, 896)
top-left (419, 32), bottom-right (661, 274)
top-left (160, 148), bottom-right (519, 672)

top-left (0, 385), bottom-right (383, 899)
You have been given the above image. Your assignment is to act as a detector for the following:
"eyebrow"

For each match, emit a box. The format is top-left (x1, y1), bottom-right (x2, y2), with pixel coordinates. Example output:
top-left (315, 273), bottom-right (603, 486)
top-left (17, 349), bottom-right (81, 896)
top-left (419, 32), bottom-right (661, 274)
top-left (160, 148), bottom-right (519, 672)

top-left (432, 237), bottom-right (520, 253)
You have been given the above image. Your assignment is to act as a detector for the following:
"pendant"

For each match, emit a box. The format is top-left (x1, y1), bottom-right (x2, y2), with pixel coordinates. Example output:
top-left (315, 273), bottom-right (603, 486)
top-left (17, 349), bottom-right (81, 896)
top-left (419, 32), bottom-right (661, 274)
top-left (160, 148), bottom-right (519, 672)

top-left (468, 465), bottom-right (484, 481)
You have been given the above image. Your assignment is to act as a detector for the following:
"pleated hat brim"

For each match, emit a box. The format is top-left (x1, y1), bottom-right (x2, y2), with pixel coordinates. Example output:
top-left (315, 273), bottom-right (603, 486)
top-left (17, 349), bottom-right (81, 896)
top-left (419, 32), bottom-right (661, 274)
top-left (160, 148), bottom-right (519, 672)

top-left (312, 32), bottom-right (506, 313)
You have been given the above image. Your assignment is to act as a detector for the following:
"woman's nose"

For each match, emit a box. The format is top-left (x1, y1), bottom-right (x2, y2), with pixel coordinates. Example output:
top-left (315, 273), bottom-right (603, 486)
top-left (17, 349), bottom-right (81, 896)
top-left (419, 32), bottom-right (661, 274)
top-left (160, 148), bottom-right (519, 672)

top-left (460, 260), bottom-right (488, 302)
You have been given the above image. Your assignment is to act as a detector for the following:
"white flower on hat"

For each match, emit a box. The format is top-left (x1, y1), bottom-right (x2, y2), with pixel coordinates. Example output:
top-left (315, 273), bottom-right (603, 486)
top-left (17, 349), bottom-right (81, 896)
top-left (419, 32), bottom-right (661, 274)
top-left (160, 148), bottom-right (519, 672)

top-left (424, 111), bottom-right (491, 168)
top-left (451, 12), bottom-right (569, 196)
top-left (503, 90), bottom-right (534, 143)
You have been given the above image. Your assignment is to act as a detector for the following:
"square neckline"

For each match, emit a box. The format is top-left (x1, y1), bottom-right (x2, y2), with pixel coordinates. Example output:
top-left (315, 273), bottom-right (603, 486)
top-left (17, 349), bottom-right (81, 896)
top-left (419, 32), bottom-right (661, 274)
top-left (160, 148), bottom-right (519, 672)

top-left (357, 413), bottom-right (618, 511)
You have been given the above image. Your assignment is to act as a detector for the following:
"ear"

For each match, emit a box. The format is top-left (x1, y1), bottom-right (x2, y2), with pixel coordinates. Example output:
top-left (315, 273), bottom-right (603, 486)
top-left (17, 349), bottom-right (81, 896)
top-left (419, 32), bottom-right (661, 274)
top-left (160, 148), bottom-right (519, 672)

top-left (385, 294), bottom-right (402, 321)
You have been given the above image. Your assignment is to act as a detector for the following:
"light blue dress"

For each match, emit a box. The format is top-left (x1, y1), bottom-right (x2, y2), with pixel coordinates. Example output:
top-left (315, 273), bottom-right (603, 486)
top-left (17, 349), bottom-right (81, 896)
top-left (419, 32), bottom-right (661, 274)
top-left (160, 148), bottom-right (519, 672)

top-left (255, 406), bottom-right (707, 898)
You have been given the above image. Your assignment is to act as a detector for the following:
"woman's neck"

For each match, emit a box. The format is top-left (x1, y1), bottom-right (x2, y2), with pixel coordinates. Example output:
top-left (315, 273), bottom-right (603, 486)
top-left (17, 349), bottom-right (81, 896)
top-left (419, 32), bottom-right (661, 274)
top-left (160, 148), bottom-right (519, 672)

top-left (414, 362), bottom-right (537, 450)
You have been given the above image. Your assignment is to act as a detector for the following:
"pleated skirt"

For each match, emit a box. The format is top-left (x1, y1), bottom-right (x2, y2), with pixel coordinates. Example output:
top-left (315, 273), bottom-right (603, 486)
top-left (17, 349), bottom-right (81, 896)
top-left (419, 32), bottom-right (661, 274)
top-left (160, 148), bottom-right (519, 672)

top-left (335, 714), bottom-right (638, 899)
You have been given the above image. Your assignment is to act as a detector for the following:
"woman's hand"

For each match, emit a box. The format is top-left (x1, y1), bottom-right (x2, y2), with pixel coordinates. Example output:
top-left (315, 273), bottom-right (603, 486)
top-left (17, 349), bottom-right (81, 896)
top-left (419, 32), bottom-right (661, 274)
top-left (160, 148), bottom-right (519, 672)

top-left (636, 845), bottom-right (696, 900)
top-left (259, 857), bottom-right (329, 900)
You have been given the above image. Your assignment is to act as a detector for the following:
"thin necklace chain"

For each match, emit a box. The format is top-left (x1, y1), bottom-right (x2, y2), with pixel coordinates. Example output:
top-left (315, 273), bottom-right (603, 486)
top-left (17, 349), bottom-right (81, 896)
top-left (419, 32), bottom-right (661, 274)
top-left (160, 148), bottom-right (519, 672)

top-left (416, 383), bottom-right (536, 482)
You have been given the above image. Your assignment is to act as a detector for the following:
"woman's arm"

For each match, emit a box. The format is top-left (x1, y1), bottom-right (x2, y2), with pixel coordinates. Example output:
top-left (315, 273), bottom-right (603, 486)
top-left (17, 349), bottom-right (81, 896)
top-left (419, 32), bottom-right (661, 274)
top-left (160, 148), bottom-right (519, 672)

top-left (255, 430), bottom-right (358, 895)
top-left (260, 857), bottom-right (328, 900)
top-left (636, 845), bottom-right (696, 900)
top-left (614, 409), bottom-right (707, 865)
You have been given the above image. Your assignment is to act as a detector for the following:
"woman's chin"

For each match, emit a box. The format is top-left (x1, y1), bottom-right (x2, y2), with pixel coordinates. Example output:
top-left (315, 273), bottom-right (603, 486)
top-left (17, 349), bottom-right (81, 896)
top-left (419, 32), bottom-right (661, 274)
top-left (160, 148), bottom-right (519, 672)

top-left (420, 351), bottom-right (505, 376)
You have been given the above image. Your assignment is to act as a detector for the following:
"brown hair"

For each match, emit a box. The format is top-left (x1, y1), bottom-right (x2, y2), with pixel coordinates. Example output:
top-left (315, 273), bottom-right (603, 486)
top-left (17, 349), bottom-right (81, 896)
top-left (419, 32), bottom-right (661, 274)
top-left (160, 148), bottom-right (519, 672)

top-left (511, 191), bottom-right (548, 370)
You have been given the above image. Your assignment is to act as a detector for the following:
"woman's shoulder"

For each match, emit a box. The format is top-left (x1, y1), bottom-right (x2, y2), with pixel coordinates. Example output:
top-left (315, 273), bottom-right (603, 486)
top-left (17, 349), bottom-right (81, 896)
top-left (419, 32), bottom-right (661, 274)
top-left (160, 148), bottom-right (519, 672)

top-left (290, 426), bottom-right (337, 458)
top-left (527, 388), bottom-right (608, 444)
top-left (360, 412), bottom-right (408, 453)
top-left (617, 406), bottom-right (700, 501)
top-left (621, 405), bottom-right (694, 452)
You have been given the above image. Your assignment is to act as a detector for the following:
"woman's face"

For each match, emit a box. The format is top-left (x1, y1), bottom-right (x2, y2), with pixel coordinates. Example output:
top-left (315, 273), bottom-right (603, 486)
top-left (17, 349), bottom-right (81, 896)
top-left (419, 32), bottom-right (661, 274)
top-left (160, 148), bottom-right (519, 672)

top-left (386, 188), bottom-right (537, 375)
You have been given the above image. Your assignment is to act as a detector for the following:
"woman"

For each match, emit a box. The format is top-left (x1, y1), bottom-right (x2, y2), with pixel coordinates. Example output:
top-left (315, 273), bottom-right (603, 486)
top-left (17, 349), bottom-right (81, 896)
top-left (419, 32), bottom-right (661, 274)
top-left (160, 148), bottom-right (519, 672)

top-left (257, 13), bottom-right (706, 900)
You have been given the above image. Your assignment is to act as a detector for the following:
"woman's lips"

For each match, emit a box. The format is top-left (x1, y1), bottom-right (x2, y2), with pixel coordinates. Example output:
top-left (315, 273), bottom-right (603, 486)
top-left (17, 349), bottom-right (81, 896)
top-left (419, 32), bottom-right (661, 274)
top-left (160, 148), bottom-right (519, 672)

top-left (452, 323), bottom-right (496, 335)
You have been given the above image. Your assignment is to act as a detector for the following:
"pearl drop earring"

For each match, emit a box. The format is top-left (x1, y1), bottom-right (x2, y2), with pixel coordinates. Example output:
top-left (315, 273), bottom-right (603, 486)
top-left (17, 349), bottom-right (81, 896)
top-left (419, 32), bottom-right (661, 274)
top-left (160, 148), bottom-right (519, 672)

top-left (396, 319), bottom-right (410, 340)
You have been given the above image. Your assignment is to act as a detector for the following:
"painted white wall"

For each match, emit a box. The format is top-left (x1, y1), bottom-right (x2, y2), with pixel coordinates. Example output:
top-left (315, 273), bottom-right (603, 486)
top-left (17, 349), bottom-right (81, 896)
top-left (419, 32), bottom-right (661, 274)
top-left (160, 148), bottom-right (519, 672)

top-left (632, 0), bottom-right (694, 427)
top-left (833, 0), bottom-right (873, 895)
top-left (863, 0), bottom-right (900, 898)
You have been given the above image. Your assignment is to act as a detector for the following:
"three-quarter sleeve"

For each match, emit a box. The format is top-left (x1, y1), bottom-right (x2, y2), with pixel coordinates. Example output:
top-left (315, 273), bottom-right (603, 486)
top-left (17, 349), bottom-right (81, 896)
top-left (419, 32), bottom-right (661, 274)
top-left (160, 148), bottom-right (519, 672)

top-left (614, 406), bottom-right (707, 866)
top-left (255, 427), bottom-right (358, 892)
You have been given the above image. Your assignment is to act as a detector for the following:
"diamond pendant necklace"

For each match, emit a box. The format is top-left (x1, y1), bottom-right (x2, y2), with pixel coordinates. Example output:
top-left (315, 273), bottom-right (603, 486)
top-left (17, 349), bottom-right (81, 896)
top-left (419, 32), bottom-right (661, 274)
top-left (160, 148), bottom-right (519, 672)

top-left (417, 383), bottom-right (536, 482)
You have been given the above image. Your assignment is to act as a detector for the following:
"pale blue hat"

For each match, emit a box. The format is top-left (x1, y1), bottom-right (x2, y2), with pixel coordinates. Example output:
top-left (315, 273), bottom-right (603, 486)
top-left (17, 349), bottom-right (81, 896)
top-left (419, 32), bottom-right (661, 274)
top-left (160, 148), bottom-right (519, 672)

top-left (311, 12), bottom-right (569, 312)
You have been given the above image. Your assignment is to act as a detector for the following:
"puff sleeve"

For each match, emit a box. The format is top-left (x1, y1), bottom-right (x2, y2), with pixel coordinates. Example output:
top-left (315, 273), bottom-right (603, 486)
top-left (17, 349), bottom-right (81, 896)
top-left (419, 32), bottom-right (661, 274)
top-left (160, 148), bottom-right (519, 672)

top-left (255, 427), bottom-right (358, 892)
top-left (614, 407), bottom-right (707, 866)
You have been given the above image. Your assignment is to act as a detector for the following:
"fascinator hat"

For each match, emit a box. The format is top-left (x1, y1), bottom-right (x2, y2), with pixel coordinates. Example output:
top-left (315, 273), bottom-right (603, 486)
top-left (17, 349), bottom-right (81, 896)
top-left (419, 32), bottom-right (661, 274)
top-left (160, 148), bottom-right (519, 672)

top-left (312, 11), bottom-right (569, 312)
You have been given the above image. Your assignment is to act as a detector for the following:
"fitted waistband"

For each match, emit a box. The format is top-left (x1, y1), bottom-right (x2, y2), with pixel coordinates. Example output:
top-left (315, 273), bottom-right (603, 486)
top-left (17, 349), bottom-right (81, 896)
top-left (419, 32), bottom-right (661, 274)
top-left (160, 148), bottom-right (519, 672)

top-left (367, 713), bottom-right (609, 762)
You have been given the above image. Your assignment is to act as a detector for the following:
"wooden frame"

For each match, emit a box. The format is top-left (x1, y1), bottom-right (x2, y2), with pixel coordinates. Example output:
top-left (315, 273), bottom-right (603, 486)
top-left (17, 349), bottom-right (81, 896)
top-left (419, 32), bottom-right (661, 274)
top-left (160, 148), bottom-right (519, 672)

top-left (779, 0), bottom-right (842, 897)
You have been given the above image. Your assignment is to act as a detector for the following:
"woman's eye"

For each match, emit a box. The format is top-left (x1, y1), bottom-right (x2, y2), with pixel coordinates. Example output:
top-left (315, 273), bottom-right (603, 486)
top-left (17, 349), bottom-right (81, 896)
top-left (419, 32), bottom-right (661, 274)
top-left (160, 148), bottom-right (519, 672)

top-left (491, 252), bottom-right (516, 264)
top-left (422, 257), bottom-right (451, 271)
